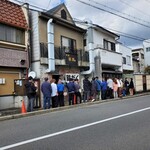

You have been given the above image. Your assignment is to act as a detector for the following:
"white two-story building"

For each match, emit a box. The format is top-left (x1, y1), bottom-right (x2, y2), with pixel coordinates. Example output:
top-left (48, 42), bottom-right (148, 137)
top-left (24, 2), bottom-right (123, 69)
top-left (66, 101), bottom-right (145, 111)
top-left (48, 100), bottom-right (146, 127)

top-left (116, 42), bottom-right (133, 78)
top-left (81, 23), bottom-right (123, 79)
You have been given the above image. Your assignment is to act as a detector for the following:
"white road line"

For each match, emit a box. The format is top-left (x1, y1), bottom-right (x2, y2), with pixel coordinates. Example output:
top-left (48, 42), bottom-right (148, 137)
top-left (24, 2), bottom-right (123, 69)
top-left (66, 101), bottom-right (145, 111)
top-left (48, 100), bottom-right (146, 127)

top-left (1, 107), bottom-right (150, 150)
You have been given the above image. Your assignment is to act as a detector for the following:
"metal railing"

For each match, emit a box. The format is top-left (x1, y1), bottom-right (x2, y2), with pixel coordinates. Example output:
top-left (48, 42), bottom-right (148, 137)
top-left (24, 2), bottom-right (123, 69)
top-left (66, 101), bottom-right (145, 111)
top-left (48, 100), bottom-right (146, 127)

top-left (40, 43), bottom-right (89, 64)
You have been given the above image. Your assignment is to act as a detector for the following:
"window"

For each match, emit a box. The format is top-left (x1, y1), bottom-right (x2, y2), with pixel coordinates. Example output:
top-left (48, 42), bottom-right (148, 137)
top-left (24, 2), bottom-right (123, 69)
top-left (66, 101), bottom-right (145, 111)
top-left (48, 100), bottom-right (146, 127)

top-left (0, 24), bottom-right (25, 44)
top-left (141, 53), bottom-right (144, 59)
top-left (83, 39), bottom-right (86, 47)
top-left (103, 39), bottom-right (116, 51)
top-left (61, 9), bottom-right (67, 20)
top-left (61, 36), bottom-right (76, 53)
top-left (123, 57), bottom-right (126, 64)
top-left (146, 47), bottom-right (150, 52)
top-left (126, 55), bottom-right (131, 65)
top-left (103, 39), bottom-right (108, 50)
top-left (111, 42), bottom-right (115, 51)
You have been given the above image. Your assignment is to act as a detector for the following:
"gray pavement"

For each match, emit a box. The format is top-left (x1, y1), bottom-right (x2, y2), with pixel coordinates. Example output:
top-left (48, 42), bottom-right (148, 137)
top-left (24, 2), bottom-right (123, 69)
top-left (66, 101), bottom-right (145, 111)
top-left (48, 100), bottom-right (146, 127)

top-left (0, 94), bottom-right (150, 149)
top-left (0, 91), bottom-right (150, 122)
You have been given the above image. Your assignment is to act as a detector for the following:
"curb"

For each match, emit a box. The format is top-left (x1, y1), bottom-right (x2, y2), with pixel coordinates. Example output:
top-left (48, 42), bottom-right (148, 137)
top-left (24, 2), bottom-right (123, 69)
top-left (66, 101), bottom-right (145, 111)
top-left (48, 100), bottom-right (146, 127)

top-left (0, 92), bottom-right (150, 122)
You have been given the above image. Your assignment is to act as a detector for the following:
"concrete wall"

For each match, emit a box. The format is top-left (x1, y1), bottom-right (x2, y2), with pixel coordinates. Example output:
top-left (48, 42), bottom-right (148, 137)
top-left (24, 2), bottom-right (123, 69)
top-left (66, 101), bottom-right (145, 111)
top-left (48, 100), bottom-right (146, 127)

top-left (146, 75), bottom-right (150, 90)
top-left (134, 75), bottom-right (143, 92)
top-left (0, 96), bottom-right (28, 110)
top-left (0, 96), bottom-right (14, 109)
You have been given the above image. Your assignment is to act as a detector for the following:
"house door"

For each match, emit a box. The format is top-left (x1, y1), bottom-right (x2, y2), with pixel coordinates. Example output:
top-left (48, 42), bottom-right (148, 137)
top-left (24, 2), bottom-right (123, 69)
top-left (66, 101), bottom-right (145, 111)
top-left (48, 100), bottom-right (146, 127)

top-left (143, 75), bottom-right (147, 92)
top-left (52, 75), bottom-right (60, 83)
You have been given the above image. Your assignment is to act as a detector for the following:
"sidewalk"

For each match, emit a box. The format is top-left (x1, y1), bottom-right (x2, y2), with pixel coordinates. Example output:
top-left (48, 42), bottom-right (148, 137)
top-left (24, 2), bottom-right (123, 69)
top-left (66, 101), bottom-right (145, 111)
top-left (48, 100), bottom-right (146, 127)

top-left (0, 92), bottom-right (150, 122)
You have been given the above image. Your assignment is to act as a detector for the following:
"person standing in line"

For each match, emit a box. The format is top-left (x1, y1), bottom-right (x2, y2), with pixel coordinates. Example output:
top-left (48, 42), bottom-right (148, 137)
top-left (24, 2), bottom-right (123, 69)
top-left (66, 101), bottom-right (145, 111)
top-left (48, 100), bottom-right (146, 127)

top-left (41, 77), bottom-right (52, 109)
top-left (113, 78), bottom-right (118, 98)
top-left (91, 77), bottom-right (97, 102)
top-left (74, 79), bottom-right (82, 104)
top-left (107, 77), bottom-right (113, 98)
top-left (57, 78), bottom-right (65, 107)
top-left (66, 78), bottom-right (75, 105)
top-left (124, 78), bottom-right (129, 95)
top-left (51, 79), bottom-right (58, 108)
top-left (101, 78), bottom-right (107, 100)
top-left (129, 78), bottom-right (134, 95)
top-left (25, 76), bottom-right (37, 112)
top-left (95, 76), bottom-right (101, 100)
top-left (117, 78), bottom-right (123, 98)
top-left (83, 76), bottom-right (91, 102)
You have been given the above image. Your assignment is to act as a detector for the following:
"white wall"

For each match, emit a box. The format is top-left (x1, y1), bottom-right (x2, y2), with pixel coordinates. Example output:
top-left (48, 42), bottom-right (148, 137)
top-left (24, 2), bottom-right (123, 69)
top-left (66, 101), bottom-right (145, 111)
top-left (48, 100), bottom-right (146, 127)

top-left (93, 29), bottom-right (116, 48)
top-left (143, 40), bottom-right (150, 66)
top-left (93, 29), bottom-right (122, 69)
top-left (116, 43), bottom-right (133, 71)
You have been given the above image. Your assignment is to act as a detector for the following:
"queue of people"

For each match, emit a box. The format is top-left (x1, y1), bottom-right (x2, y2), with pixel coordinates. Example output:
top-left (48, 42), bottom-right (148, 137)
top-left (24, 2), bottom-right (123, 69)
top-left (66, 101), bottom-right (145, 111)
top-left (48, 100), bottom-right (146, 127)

top-left (82, 76), bottom-right (135, 101)
top-left (25, 76), bottom-right (135, 112)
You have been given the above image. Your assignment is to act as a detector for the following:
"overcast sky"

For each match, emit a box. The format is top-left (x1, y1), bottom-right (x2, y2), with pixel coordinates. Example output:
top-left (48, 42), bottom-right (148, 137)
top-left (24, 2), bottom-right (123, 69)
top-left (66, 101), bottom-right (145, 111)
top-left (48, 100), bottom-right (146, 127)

top-left (11, 0), bottom-right (150, 49)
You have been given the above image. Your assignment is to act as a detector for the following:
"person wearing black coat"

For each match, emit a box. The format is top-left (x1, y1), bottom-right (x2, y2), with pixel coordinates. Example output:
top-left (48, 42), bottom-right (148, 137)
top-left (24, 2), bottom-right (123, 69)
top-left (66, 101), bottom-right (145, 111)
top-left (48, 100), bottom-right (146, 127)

top-left (83, 76), bottom-right (91, 102)
top-left (129, 78), bottom-right (134, 95)
top-left (25, 76), bottom-right (37, 112)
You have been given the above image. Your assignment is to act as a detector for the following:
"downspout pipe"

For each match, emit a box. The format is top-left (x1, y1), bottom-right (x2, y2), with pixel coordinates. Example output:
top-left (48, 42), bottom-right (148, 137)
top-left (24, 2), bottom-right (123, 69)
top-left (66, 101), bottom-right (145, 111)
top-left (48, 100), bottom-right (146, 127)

top-left (81, 26), bottom-right (95, 75)
top-left (46, 19), bottom-right (55, 72)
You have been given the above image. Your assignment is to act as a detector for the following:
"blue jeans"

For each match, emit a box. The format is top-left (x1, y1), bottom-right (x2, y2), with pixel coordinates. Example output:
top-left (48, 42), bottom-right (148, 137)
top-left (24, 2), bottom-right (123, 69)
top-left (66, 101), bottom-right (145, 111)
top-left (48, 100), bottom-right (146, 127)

top-left (27, 97), bottom-right (35, 112)
top-left (43, 96), bottom-right (51, 109)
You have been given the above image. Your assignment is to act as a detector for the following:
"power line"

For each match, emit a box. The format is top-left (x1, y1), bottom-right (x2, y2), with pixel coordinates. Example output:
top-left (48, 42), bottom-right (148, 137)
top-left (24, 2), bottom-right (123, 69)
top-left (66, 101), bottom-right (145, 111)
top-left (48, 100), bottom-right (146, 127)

top-left (89, 0), bottom-right (150, 25)
top-left (74, 19), bottom-right (150, 43)
top-left (46, 0), bottom-right (52, 10)
top-left (75, 0), bottom-right (150, 29)
top-left (119, 0), bottom-right (150, 18)
top-left (10, 0), bottom-right (150, 44)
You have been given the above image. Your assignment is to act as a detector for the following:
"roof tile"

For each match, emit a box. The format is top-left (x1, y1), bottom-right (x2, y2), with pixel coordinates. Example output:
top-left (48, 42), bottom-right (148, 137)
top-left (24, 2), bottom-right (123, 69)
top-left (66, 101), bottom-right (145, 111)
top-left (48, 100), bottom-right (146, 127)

top-left (0, 0), bottom-right (28, 29)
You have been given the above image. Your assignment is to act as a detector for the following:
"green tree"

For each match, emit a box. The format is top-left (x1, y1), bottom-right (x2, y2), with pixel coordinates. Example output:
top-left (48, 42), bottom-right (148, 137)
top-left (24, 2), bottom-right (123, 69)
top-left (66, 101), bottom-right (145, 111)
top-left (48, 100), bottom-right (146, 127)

top-left (145, 66), bottom-right (150, 74)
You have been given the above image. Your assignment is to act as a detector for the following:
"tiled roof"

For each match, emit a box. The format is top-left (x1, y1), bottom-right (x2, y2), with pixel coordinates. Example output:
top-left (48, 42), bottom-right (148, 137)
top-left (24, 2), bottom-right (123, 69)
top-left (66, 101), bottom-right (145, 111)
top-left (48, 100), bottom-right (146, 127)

top-left (0, 0), bottom-right (28, 29)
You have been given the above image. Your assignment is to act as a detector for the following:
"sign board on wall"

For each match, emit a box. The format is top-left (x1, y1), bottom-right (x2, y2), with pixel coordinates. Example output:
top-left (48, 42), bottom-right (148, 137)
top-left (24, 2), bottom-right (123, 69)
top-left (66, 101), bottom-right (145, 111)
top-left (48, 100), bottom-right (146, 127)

top-left (65, 74), bottom-right (79, 82)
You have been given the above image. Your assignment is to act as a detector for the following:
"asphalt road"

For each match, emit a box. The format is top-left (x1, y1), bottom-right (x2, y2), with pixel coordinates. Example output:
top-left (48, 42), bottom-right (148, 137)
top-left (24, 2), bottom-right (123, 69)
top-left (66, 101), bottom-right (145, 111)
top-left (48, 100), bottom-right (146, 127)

top-left (0, 95), bottom-right (150, 150)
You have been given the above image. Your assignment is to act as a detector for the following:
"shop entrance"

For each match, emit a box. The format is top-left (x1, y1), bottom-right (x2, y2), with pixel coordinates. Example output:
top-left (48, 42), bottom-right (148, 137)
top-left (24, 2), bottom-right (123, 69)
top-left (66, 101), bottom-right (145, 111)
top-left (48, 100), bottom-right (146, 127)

top-left (52, 75), bottom-right (60, 83)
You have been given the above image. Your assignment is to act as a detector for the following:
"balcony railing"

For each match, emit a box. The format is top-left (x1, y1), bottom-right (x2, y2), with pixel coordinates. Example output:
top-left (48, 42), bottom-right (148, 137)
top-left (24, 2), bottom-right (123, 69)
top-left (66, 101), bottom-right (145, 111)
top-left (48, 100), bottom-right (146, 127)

top-left (40, 43), bottom-right (89, 66)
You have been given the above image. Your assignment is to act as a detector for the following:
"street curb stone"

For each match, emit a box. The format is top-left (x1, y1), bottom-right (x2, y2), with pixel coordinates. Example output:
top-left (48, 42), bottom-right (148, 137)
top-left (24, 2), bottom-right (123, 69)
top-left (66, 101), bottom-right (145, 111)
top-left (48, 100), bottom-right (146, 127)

top-left (0, 92), bottom-right (150, 122)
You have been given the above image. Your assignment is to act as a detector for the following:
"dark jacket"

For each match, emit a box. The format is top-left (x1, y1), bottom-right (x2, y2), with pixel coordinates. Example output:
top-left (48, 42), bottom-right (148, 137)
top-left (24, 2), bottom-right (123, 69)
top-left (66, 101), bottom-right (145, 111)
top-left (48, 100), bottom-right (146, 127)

top-left (124, 80), bottom-right (129, 88)
top-left (25, 81), bottom-right (36, 98)
top-left (66, 82), bottom-right (75, 93)
top-left (74, 82), bottom-right (80, 92)
top-left (101, 81), bottom-right (107, 91)
top-left (41, 81), bottom-right (52, 97)
top-left (83, 78), bottom-right (91, 91)
top-left (129, 80), bottom-right (134, 88)
top-left (91, 80), bottom-right (97, 92)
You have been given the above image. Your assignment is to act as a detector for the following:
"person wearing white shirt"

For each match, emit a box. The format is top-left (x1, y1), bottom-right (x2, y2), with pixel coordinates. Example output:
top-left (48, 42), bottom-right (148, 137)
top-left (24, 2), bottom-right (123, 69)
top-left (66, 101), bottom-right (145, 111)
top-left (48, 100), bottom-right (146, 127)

top-left (116, 78), bottom-right (123, 98)
top-left (51, 79), bottom-right (58, 108)
top-left (107, 77), bottom-right (113, 98)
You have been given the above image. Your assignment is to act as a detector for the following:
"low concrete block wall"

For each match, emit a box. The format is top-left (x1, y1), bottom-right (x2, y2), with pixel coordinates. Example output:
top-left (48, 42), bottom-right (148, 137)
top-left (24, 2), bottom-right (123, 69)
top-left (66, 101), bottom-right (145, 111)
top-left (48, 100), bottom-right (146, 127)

top-left (134, 75), bottom-right (143, 92)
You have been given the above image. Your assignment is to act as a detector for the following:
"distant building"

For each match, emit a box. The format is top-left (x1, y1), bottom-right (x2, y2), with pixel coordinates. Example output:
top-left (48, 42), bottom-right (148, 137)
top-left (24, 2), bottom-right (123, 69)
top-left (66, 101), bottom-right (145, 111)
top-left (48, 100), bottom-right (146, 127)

top-left (132, 48), bottom-right (145, 73)
top-left (143, 40), bottom-right (150, 67)
top-left (116, 43), bottom-right (133, 78)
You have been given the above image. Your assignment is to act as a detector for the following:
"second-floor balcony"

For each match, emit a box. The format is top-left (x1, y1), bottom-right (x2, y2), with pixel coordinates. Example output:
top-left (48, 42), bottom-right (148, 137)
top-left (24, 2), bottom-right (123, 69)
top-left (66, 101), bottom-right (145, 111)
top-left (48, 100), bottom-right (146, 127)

top-left (40, 43), bottom-right (89, 66)
top-left (96, 48), bottom-right (122, 67)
